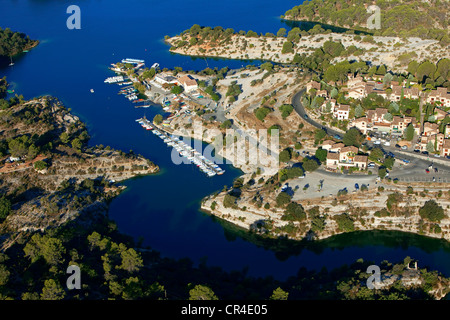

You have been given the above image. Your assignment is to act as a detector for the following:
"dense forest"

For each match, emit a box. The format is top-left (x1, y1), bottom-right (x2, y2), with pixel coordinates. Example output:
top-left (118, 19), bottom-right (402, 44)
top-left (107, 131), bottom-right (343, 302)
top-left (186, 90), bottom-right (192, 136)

top-left (284, 0), bottom-right (450, 45)
top-left (0, 215), bottom-right (448, 300)
top-left (0, 27), bottom-right (38, 58)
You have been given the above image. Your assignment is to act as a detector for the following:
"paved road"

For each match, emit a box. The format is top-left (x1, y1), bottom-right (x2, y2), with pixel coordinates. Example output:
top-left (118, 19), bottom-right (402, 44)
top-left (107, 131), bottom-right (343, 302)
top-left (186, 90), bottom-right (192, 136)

top-left (291, 88), bottom-right (450, 169)
top-left (291, 89), bottom-right (343, 139)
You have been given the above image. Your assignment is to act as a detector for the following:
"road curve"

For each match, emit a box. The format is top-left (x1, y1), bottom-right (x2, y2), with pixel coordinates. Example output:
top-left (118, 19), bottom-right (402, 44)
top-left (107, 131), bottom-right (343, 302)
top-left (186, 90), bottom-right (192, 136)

top-left (291, 88), bottom-right (450, 167)
top-left (291, 89), bottom-right (343, 138)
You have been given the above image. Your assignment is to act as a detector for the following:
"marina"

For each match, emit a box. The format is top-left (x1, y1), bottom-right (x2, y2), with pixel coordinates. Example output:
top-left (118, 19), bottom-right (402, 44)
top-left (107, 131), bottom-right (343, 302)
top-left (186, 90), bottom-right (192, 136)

top-left (136, 117), bottom-right (225, 177)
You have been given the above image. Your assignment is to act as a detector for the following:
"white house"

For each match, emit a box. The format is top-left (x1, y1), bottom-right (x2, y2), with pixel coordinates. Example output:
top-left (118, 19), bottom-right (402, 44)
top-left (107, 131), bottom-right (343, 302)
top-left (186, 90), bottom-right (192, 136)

top-left (177, 75), bottom-right (198, 92)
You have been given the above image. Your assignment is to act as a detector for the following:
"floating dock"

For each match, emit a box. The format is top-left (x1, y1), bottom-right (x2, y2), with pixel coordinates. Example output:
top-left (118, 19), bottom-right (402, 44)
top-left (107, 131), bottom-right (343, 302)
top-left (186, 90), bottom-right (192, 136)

top-left (136, 117), bottom-right (225, 177)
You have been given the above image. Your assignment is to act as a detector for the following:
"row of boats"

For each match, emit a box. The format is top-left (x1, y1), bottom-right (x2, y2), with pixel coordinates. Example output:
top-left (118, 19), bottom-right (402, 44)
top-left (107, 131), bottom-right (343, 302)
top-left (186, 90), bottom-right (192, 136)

top-left (104, 76), bottom-right (124, 84)
top-left (136, 117), bottom-right (225, 177)
top-left (118, 86), bottom-right (138, 101)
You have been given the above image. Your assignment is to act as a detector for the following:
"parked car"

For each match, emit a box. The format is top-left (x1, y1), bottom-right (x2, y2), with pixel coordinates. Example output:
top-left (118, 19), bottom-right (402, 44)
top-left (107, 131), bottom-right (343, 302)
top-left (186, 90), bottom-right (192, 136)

top-left (422, 151), bottom-right (429, 155)
top-left (425, 169), bottom-right (430, 173)
top-left (414, 149), bottom-right (420, 153)
top-left (384, 141), bottom-right (391, 146)
top-left (374, 140), bottom-right (381, 145)
top-left (334, 135), bottom-right (341, 140)
top-left (434, 167), bottom-right (438, 173)
top-left (303, 114), bottom-right (308, 119)
top-left (401, 145), bottom-right (408, 150)
top-left (355, 183), bottom-right (359, 190)
top-left (434, 154), bottom-right (440, 158)
top-left (368, 162), bottom-right (376, 168)
top-left (433, 177), bottom-right (436, 182)
top-left (395, 144), bottom-right (401, 148)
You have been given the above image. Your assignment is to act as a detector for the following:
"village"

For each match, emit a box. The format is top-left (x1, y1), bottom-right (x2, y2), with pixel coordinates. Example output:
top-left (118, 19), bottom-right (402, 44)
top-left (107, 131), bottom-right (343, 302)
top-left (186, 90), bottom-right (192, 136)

top-left (301, 73), bottom-right (450, 172)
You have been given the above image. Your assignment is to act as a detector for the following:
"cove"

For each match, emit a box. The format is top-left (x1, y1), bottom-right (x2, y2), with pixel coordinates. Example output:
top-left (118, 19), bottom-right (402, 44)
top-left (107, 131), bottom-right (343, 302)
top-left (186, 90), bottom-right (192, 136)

top-left (1, 0), bottom-right (449, 281)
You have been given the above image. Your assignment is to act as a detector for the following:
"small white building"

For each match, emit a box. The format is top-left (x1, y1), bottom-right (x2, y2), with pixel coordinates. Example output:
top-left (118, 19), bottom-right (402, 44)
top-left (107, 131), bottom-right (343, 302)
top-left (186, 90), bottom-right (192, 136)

top-left (333, 105), bottom-right (349, 120)
top-left (177, 75), bottom-right (198, 93)
top-left (154, 73), bottom-right (178, 86)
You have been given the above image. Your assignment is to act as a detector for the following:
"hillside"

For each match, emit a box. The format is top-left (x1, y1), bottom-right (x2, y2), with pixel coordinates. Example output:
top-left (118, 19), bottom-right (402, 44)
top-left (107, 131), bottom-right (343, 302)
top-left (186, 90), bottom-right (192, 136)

top-left (283, 0), bottom-right (450, 45)
top-left (167, 25), bottom-right (449, 73)
top-left (0, 27), bottom-right (38, 58)
top-left (0, 95), bottom-right (159, 248)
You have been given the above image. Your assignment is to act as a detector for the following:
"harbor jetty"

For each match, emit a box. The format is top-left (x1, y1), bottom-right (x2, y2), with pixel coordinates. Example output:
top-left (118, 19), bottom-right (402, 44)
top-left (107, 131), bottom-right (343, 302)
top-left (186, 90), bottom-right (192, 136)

top-left (136, 117), bottom-right (225, 177)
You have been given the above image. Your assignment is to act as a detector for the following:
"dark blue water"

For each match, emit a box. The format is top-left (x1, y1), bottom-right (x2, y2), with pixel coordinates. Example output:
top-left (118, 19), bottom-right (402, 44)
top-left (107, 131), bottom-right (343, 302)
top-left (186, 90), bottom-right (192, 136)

top-left (1, 0), bottom-right (450, 281)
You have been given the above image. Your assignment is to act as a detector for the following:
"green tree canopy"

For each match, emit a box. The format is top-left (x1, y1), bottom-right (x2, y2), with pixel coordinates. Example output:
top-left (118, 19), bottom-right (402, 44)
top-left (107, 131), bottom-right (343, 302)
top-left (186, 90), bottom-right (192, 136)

top-left (343, 128), bottom-right (364, 147)
top-left (120, 248), bottom-right (144, 273)
top-left (276, 192), bottom-right (292, 207)
top-left (315, 148), bottom-right (327, 163)
top-left (277, 28), bottom-right (287, 37)
top-left (270, 287), bottom-right (289, 300)
top-left (189, 285), bottom-right (218, 300)
top-left (419, 200), bottom-right (445, 222)
top-left (40, 279), bottom-right (65, 300)
top-left (404, 123), bottom-right (415, 141)
top-left (0, 196), bottom-right (11, 221)
top-left (303, 158), bottom-right (320, 172)
top-left (171, 85), bottom-right (184, 95)
top-left (153, 114), bottom-right (163, 125)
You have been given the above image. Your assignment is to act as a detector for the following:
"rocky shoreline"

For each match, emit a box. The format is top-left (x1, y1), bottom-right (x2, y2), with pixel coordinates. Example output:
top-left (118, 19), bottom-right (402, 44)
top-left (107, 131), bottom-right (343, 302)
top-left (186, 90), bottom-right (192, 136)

top-left (200, 181), bottom-right (450, 242)
top-left (0, 96), bottom-right (159, 249)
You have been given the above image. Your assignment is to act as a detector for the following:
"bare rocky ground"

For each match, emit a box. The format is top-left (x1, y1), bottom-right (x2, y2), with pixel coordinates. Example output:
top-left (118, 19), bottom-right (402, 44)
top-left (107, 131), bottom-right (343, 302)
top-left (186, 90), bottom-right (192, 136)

top-left (0, 97), bottom-right (159, 249)
top-left (201, 178), bottom-right (450, 242)
top-left (168, 33), bottom-right (449, 73)
top-left (166, 67), bottom-right (317, 175)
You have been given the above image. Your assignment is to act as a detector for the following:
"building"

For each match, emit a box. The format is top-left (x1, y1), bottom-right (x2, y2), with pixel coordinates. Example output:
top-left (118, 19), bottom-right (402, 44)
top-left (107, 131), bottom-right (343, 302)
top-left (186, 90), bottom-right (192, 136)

top-left (325, 149), bottom-right (368, 170)
top-left (422, 122), bottom-right (440, 137)
top-left (329, 142), bottom-right (345, 153)
top-left (366, 108), bottom-right (389, 123)
top-left (391, 85), bottom-right (402, 101)
top-left (333, 105), bottom-right (350, 120)
top-left (321, 140), bottom-right (336, 151)
top-left (177, 75), bottom-right (198, 92)
top-left (427, 87), bottom-right (450, 107)
top-left (326, 152), bottom-right (340, 168)
top-left (442, 139), bottom-right (450, 157)
top-left (339, 146), bottom-right (359, 162)
top-left (352, 117), bottom-right (369, 135)
top-left (316, 89), bottom-right (328, 98)
top-left (418, 133), bottom-right (445, 152)
top-left (434, 108), bottom-right (448, 121)
top-left (306, 81), bottom-right (321, 93)
top-left (154, 73), bottom-right (178, 85)
top-left (403, 87), bottom-right (420, 100)
top-left (390, 116), bottom-right (420, 135)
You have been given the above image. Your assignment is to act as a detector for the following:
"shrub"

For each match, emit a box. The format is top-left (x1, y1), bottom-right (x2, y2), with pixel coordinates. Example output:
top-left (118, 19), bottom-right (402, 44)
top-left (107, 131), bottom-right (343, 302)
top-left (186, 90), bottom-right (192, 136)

top-left (276, 192), bottom-right (292, 207)
top-left (282, 202), bottom-right (306, 222)
top-left (254, 107), bottom-right (272, 121)
top-left (334, 213), bottom-right (355, 232)
top-left (419, 200), bottom-right (445, 222)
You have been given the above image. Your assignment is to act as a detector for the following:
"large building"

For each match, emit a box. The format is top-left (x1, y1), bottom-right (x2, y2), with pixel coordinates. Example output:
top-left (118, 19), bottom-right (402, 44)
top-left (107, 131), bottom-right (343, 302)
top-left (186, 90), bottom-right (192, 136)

top-left (324, 142), bottom-right (368, 170)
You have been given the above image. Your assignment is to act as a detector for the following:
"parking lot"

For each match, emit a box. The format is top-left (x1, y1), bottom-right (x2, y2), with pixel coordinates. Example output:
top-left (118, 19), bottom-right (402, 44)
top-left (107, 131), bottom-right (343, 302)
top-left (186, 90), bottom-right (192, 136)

top-left (287, 169), bottom-right (379, 201)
